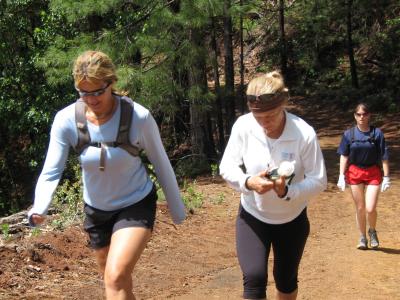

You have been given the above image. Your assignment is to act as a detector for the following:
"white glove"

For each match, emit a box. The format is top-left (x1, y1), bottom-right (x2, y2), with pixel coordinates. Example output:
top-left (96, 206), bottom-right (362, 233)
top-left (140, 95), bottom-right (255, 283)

top-left (337, 174), bottom-right (346, 191)
top-left (381, 176), bottom-right (391, 192)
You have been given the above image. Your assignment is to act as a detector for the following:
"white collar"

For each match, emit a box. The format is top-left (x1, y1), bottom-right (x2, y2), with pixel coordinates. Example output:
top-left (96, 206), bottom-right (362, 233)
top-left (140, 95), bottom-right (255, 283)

top-left (249, 110), bottom-right (298, 143)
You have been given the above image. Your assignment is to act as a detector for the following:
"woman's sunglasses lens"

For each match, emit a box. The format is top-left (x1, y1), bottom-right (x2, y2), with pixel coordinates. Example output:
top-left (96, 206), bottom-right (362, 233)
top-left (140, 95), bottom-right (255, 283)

top-left (79, 88), bottom-right (106, 97)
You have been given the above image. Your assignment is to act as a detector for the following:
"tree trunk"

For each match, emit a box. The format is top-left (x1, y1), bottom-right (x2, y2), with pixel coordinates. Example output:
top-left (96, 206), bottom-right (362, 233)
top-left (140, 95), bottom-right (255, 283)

top-left (279, 0), bottom-right (288, 77)
top-left (346, 0), bottom-right (359, 88)
top-left (211, 17), bottom-right (226, 153)
top-left (168, 2), bottom-right (190, 149)
top-left (223, 0), bottom-right (236, 135)
top-left (239, 0), bottom-right (246, 114)
top-left (205, 112), bottom-right (217, 159)
top-left (188, 28), bottom-right (212, 162)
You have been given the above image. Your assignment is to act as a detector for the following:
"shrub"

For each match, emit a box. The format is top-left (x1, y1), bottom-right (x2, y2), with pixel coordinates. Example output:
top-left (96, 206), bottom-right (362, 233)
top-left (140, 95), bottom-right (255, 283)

top-left (52, 161), bottom-right (84, 229)
top-left (181, 180), bottom-right (204, 213)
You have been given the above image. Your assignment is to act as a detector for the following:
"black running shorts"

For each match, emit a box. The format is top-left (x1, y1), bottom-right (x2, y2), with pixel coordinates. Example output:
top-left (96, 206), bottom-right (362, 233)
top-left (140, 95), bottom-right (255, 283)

top-left (83, 185), bottom-right (157, 249)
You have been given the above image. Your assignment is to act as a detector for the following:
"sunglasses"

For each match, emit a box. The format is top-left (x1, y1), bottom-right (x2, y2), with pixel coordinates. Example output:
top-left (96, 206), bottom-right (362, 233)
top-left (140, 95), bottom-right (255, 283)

top-left (76, 82), bottom-right (111, 97)
top-left (247, 93), bottom-right (279, 103)
top-left (355, 112), bottom-right (370, 117)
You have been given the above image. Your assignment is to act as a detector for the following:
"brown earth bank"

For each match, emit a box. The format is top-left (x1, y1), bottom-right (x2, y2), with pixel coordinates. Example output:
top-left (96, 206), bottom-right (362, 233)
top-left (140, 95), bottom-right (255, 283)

top-left (1, 98), bottom-right (400, 300)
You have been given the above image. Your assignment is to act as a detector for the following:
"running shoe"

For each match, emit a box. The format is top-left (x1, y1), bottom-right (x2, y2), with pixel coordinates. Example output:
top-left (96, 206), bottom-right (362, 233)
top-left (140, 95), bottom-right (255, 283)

top-left (357, 236), bottom-right (368, 250)
top-left (368, 228), bottom-right (379, 249)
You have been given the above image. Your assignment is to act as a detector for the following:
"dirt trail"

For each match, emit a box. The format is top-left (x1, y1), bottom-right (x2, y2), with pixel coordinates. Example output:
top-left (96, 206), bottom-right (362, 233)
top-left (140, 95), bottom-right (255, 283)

top-left (1, 99), bottom-right (400, 299)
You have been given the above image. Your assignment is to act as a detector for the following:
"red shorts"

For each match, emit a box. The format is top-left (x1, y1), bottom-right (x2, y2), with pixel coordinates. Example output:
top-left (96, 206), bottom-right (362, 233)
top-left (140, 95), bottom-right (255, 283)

top-left (345, 164), bottom-right (382, 185)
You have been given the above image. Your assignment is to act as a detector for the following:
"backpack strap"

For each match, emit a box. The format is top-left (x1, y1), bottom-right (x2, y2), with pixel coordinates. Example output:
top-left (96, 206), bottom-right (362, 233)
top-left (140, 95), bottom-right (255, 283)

top-left (350, 125), bottom-right (375, 144)
top-left (350, 126), bottom-right (355, 143)
top-left (116, 97), bottom-right (140, 157)
top-left (73, 97), bottom-right (140, 171)
top-left (74, 99), bottom-right (91, 155)
top-left (369, 126), bottom-right (375, 142)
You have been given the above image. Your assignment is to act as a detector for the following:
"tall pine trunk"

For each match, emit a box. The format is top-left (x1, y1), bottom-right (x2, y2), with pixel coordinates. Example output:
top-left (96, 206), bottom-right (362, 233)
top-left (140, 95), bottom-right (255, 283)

top-left (239, 0), bottom-right (246, 114)
top-left (188, 28), bottom-right (214, 164)
top-left (346, 0), bottom-right (359, 88)
top-left (223, 0), bottom-right (236, 135)
top-left (279, 0), bottom-right (288, 77)
top-left (211, 17), bottom-right (226, 153)
top-left (168, 1), bottom-right (190, 149)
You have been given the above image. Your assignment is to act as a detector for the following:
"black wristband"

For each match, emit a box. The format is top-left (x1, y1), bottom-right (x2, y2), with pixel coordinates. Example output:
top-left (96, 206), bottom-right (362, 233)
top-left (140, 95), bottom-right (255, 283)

top-left (278, 185), bottom-right (288, 199)
top-left (245, 176), bottom-right (251, 190)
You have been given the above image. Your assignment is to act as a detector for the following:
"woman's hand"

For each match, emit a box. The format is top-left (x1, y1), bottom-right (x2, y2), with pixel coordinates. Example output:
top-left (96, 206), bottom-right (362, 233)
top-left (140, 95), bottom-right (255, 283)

top-left (273, 176), bottom-right (287, 197)
top-left (246, 171), bottom-right (275, 194)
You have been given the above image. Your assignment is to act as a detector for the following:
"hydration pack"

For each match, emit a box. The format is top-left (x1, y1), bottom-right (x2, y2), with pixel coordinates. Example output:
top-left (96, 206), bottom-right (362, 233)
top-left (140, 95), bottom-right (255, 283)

top-left (349, 125), bottom-right (380, 167)
top-left (74, 96), bottom-right (141, 171)
top-left (350, 126), bottom-right (376, 145)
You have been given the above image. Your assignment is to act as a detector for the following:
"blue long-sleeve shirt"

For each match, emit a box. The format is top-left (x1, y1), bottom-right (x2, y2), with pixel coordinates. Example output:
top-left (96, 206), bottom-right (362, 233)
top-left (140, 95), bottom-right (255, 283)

top-left (28, 96), bottom-right (186, 224)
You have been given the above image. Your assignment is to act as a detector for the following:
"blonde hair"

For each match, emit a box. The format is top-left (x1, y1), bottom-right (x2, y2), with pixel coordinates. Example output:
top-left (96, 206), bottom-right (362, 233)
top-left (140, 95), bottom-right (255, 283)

top-left (73, 51), bottom-right (117, 85)
top-left (72, 51), bottom-right (127, 95)
top-left (246, 71), bottom-right (288, 96)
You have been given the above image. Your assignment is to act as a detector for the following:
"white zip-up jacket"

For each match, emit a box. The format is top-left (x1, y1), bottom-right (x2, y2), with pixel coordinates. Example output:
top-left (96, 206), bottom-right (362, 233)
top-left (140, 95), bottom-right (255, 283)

top-left (220, 111), bottom-right (327, 224)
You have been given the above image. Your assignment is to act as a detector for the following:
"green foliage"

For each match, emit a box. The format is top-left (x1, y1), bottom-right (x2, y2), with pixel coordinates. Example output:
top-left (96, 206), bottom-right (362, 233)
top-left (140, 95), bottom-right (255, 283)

top-left (181, 180), bottom-right (204, 213)
top-left (1, 223), bottom-right (10, 240)
top-left (174, 156), bottom-right (211, 183)
top-left (0, 0), bottom-right (76, 216)
top-left (30, 227), bottom-right (42, 237)
top-left (50, 0), bottom-right (121, 22)
top-left (179, 0), bottom-right (222, 27)
top-left (211, 192), bottom-right (225, 205)
top-left (210, 163), bottom-right (219, 178)
top-left (145, 162), bottom-right (166, 202)
top-left (156, 188), bottom-right (166, 202)
top-left (51, 162), bottom-right (84, 229)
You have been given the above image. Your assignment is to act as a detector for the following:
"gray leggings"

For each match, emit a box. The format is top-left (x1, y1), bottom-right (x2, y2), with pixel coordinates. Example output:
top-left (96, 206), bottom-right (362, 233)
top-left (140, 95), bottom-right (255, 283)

top-left (236, 205), bottom-right (309, 299)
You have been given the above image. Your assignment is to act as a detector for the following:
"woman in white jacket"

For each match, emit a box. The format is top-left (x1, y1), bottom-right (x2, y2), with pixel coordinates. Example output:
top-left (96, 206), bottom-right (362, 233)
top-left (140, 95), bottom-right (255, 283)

top-left (220, 71), bottom-right (326, 300)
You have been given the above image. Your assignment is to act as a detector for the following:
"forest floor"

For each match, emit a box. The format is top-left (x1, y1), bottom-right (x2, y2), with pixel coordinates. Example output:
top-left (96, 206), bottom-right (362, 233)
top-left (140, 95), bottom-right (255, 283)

top-left (1, 97), bottom-right (400, 300)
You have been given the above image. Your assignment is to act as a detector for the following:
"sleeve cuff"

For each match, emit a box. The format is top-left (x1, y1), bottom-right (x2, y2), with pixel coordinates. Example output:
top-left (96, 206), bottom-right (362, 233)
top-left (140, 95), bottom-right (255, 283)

top-left (240, 175), bottom-right (252, 193)
top-left (278, 185), bottom-right (289, 199)
top-left (284, 185), bottom-right (295, 201)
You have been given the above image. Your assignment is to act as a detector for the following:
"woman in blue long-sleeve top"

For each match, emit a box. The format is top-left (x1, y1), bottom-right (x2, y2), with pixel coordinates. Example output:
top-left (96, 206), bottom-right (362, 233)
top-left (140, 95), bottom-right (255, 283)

top-left (28, 50), bottom-right (186, 299)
